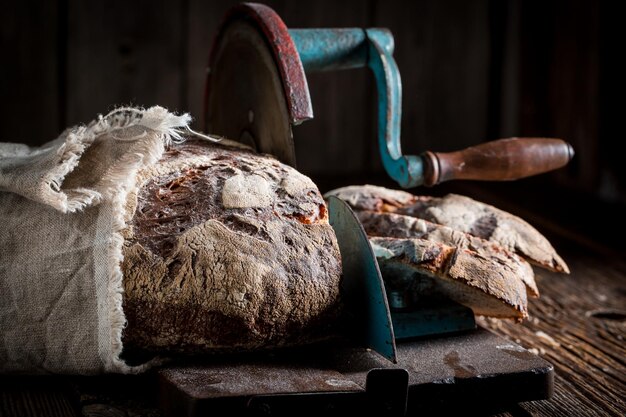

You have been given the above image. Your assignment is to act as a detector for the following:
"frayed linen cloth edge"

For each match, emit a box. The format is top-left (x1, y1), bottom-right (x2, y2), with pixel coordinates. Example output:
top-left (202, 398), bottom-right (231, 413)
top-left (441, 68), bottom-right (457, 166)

top-left (0, 105), bottom-right (217, 374)
top-left (94, 127), bottom-right (167, 374)
top-left (1, 106), bottom-right (195, 213)
top-left (96, 107), bottom-right (216, 373)
top-left (78, 107), bottom-right (189, 373)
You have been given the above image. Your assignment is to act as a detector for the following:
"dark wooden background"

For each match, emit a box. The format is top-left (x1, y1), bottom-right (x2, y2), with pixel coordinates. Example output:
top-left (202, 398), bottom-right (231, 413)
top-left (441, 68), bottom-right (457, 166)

top-left (1, 3), bottom-right (624, 416)
top-left (0, 0), bottom-right (621, 248)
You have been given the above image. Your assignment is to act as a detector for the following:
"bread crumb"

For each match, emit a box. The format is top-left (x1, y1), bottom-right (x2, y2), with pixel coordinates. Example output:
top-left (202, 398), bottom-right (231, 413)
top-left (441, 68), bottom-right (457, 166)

top-left (535, 330), bottom-right (560, 347)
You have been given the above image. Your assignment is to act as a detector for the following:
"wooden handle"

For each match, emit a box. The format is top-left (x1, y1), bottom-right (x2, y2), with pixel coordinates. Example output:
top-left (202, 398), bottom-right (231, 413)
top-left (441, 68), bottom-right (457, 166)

top-left (421, 138), bottom-right (574, 186)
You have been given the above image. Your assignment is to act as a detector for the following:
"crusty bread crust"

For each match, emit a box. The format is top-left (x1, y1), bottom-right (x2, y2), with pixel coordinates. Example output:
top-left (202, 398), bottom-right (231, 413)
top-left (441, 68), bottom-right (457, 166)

top-left (370, 237), bottom-right (528, 320)
top-left (326, 185), bottom-right (568, 273)
top-left (357, 211), bottom-right (538, 297)
top-left (121, 140), bottom-right (342, 352)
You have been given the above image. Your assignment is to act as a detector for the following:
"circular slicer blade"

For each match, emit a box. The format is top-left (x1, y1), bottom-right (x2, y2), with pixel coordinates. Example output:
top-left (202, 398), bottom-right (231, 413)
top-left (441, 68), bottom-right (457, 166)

top-left (206, 19), bottom-right (297, 166)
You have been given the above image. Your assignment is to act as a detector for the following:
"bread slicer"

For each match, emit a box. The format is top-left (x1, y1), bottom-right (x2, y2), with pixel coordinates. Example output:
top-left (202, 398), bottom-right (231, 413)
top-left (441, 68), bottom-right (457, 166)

top-left (159, 3), bottom-right (572, 415)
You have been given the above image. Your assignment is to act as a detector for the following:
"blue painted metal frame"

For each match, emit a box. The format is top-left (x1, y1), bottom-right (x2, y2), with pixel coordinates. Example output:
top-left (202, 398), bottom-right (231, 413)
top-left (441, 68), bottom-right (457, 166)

top-left (292, 29), bottom-right (476, 344)
top-left (391, 300), bottom-right (476, 340)
top-left (289, 28), bottom-right (424, 187)
top-left (327, 196), bottom-right (397, 363)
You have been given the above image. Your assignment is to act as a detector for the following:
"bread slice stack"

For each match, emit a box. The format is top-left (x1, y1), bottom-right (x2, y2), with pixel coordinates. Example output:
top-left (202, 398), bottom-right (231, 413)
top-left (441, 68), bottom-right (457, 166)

top-left (326, 185), bottom-right (569, 320)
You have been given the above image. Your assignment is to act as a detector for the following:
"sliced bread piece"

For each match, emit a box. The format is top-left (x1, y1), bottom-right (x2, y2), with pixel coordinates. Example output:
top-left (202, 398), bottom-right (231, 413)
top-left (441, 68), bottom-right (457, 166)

top-left (396, 193), bottom-right (568, 273)
top-left (370, 236), bottom-right (528, 320)
top-left (325, 184), bottom-right (416, 212)
top-left (358, 211), bottom-right (539, 297)
top-left (325, 185), bottom-right (568, 273)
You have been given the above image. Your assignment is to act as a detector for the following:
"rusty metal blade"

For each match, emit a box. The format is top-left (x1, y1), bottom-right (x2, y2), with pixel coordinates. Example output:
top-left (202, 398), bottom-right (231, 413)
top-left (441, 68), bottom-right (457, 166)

top-left (205, 3), bottom-right (313, 167)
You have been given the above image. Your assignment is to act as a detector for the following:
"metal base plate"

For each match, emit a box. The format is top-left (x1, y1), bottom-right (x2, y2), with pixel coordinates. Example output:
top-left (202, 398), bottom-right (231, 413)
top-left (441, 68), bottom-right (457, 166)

top-left (159, 327), bottom-right (553, 416)
top-left (391, 299), bottom-right (477, 340)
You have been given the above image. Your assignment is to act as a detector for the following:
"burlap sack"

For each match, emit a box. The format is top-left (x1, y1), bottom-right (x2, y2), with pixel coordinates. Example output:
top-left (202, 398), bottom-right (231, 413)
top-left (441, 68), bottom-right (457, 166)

top-left (0, 106), bottom-right (211, 374)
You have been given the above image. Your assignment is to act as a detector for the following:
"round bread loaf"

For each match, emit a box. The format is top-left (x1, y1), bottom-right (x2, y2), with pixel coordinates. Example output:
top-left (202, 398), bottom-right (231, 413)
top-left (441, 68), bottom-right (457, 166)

top-left (120, 139), bottom-right (342, 353)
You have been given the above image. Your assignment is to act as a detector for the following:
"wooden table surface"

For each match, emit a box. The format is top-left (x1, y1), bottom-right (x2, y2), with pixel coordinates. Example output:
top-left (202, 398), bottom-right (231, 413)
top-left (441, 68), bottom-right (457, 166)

top-left (1, 235), bottom-right (624, 417)
top-left (484, 237), bottom-right (626, 417)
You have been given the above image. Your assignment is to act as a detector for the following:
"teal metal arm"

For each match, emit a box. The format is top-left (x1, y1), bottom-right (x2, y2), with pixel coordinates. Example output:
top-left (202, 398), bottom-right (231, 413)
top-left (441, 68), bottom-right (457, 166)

top-left (289, 28), bottom-right (425, 188)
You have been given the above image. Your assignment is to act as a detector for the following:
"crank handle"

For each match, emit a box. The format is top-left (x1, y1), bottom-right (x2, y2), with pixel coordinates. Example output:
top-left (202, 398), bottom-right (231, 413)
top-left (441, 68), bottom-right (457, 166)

top-left (419, 137), bottom-right (574, 187)
top-left (289, 29), bottom-right (574, 188)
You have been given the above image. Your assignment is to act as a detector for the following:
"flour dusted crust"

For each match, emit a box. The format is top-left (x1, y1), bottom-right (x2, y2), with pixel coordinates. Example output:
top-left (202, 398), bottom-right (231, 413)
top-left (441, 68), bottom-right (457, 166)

top-left (121, 140), bottom-right (342, 352)
top-left (325, 184), bottom-right (573, 320)
top-left (370, 237), bottom-right (528, 320)
top-left (357, 211), bottom-right (539, 297)
top-left (326, 185), bottom-right (569, 273)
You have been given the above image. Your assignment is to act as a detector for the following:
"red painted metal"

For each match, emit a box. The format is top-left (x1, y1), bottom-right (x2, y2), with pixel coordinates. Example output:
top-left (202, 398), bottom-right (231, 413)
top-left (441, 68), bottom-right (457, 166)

top-left (204, 3), bottom-right (313, 131)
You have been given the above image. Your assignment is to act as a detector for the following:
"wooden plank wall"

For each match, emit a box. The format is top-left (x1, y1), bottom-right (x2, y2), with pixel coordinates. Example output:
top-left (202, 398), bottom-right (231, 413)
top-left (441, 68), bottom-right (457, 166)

top-left (0, 0), bottom-right (61, 145)
top-left (0, 0), bottom-right (613, 201)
